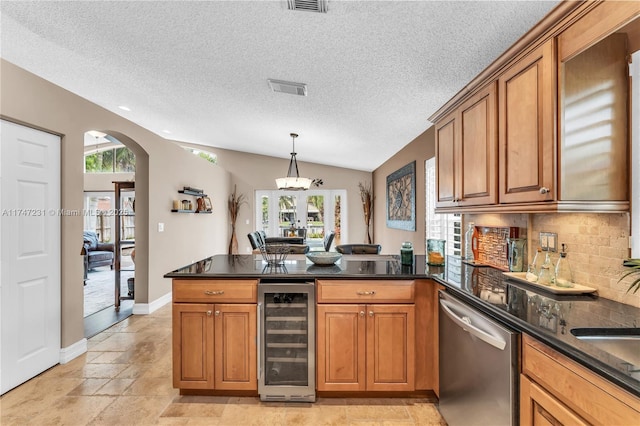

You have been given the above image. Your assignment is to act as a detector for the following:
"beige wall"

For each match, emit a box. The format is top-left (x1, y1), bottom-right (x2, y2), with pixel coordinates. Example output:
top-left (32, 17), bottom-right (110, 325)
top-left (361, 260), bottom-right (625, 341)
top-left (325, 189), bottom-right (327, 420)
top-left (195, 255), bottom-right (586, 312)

top-left (372, 127), bottom-right (435, 255)
top-left (1, 59), bottom-right (231, 348)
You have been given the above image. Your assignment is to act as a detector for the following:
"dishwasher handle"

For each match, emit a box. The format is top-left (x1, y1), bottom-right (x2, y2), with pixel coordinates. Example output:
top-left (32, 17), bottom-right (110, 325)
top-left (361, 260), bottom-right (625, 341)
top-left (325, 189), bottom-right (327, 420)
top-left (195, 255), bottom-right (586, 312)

top-left (440, 298), bottom-right (507, 350)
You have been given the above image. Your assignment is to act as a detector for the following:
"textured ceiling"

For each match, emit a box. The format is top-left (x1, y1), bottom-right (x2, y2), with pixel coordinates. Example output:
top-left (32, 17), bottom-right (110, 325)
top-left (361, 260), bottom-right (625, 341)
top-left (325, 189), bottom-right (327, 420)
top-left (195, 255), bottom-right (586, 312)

top-left (0, 0), bottom-right (560, 171)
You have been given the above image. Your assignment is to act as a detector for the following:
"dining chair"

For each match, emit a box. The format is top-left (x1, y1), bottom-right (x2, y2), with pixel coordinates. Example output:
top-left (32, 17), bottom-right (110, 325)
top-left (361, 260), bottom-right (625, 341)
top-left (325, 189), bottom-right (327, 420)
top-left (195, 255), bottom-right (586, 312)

top-left (323, 231), bottom-right (335, 252)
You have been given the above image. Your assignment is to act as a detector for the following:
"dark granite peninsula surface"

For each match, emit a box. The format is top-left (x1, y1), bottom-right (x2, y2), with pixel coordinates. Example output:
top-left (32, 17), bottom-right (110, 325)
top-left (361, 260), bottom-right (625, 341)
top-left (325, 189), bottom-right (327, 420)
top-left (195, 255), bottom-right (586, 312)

top-left (164, 253), bottom-right (430, 279)
top-left (165, 254), bottom-right (640, 396)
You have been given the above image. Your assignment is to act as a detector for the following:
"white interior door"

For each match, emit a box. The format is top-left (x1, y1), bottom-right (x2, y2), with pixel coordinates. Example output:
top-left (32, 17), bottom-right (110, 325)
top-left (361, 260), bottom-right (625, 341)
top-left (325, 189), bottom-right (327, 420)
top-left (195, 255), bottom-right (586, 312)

top-left (1, 120), bottom-right (61, 394)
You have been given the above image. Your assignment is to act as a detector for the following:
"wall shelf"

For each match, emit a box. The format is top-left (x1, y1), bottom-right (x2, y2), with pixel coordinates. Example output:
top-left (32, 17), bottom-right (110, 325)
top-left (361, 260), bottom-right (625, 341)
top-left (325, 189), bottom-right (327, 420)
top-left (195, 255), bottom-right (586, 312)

top-left (173, 187), bottom-right (212, 213)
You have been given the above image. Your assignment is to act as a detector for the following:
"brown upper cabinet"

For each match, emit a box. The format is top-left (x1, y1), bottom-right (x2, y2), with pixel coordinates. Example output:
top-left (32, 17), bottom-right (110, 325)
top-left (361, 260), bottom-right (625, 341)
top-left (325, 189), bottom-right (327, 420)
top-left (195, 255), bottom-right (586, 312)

top-left (435, 82), bottom-right (497, 208)
top-left (498, 40), bottom-right (555, 205)
top-left (430, 0), bottom-right (639, 213)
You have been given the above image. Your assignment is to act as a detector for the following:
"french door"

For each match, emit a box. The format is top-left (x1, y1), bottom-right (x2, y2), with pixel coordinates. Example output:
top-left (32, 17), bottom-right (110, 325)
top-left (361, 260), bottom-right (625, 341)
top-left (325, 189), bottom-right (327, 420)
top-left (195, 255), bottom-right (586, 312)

top-left (255, 190), bottom-right (347, 249)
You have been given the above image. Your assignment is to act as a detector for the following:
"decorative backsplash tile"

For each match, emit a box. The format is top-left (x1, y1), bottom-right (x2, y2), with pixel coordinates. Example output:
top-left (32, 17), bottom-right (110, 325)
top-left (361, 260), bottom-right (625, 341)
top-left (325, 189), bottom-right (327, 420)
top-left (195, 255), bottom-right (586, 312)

top-left (466, 212), bottom-right (638, 308)
top-left (475, 226), bottom-right (519, 270)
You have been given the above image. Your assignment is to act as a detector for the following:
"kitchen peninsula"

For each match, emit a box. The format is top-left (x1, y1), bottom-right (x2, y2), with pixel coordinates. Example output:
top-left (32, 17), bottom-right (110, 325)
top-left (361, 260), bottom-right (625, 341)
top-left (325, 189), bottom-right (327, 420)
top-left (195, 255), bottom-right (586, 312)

top-left (166, 254), bottom-right (640, 423)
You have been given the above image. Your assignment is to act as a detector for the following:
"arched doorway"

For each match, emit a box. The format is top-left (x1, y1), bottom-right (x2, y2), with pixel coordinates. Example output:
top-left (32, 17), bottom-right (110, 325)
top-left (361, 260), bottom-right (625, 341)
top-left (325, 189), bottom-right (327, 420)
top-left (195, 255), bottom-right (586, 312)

top-left (82, 130), bottom-right (148, 336)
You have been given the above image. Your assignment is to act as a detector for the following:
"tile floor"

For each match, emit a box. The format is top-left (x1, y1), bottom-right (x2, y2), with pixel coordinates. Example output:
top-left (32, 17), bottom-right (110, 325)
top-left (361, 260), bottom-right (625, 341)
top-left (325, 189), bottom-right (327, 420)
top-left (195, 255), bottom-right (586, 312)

top-left (0, 303), bottom-right (447, 425)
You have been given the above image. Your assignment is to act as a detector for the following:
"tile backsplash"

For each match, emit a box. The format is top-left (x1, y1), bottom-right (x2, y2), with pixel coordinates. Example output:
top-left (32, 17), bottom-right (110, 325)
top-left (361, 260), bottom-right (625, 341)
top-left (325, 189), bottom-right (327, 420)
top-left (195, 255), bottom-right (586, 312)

top-left (466, 213), bottom-right (638, 308)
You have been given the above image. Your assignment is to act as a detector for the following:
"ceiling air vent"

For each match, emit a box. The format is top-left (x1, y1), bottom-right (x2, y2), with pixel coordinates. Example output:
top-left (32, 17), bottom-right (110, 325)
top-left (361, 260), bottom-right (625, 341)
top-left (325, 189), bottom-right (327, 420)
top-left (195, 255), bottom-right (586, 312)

top-left (287, 0), bottom-right (328, 13)
top-left (267, 79), bottom-right (308, 96)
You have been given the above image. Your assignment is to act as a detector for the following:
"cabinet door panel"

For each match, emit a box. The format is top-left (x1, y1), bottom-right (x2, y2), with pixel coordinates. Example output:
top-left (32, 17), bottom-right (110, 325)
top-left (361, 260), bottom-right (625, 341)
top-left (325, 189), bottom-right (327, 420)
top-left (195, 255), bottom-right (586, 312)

top-left (173, 303), bottom-right (214, 389)
top-left (214, 304), bottom-right (257, 390)
top-left (316, 304), bottom-right (366, 391)
top-left (520, 374), bottom-right (588, 426)
top-left (435, 112), bottom-right (457, 207)
top-left (460, 82), bottom-right (497, 206)
top-left (499, 40), bottom-right (555, 204)
top-left (366, 305), bottom-right (415, 391)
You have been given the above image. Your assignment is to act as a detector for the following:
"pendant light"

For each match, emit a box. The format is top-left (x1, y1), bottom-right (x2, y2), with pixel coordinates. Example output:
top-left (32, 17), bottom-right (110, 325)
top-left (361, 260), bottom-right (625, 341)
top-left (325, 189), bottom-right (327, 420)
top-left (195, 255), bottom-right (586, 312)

top-left (275, 133), bottom-right (313, 190)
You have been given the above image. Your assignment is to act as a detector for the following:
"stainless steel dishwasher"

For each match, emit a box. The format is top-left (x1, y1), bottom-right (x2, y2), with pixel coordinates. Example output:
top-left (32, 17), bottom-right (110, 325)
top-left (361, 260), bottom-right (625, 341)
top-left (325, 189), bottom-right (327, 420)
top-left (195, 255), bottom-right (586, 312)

top-left (438, 290), bottom-right (519, 426)
top-left (258, 280), bottom-right (315, 402)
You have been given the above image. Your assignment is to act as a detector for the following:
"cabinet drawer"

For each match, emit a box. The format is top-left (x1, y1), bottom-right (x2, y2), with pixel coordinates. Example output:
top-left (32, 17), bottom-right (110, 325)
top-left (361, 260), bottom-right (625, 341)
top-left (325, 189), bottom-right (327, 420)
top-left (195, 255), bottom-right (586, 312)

top-left (316, 280), bottom-right (414, 303)
top-left (173, 279), bottom-right (257, 303)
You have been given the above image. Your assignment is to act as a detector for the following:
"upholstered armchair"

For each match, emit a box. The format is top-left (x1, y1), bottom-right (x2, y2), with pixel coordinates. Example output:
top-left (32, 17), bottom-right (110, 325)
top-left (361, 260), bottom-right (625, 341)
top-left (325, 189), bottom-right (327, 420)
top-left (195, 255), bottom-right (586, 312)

top-left (82, 231), bottom-right (115, 282)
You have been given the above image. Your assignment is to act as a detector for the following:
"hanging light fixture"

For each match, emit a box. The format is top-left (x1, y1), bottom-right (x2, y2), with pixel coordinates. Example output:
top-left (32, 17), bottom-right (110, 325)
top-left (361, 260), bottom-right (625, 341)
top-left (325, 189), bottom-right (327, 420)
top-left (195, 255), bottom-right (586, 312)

top-left (275, 133), bottom-right (313, 190)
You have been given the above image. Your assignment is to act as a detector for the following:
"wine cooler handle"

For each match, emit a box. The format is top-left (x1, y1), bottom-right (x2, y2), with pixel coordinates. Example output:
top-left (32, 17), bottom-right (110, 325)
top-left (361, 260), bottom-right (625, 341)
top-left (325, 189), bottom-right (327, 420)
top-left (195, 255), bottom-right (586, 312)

top-left (257, 302), bottom-right (262, 382)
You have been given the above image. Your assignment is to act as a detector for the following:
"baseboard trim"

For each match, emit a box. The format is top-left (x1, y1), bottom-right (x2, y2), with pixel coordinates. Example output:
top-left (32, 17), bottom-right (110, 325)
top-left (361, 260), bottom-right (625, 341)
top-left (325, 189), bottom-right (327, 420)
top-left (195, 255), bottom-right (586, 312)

top-left (132, 291), bottom-right (172, 315)
top-left (59, 338), bottom-right (87, 364)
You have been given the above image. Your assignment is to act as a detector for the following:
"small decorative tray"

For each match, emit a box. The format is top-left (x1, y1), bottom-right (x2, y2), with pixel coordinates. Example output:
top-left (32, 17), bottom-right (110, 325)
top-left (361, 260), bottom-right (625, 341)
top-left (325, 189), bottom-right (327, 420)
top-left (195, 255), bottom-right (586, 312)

top-left (502, 272), bottom-right (597, 295)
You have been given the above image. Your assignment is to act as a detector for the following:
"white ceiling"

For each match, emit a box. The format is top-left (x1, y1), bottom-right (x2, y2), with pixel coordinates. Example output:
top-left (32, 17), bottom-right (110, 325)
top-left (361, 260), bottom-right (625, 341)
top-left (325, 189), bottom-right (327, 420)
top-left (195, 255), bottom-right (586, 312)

top-left (0, 0), bottom-right (560, 172)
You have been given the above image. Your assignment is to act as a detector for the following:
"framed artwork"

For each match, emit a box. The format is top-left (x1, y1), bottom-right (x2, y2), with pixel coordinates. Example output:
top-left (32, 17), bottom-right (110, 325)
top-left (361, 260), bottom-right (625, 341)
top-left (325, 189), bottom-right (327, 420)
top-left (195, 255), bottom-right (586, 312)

top-left (386, 161), bottom-right (416, 231)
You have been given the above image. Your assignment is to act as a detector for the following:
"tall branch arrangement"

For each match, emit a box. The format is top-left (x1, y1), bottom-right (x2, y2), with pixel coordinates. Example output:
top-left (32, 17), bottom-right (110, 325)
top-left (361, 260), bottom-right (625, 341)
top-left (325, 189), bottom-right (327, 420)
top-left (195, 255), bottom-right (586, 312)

top-left (228, 185), bottom-right (247, 254)
top-left (359, 182), bottom-right (374, 244)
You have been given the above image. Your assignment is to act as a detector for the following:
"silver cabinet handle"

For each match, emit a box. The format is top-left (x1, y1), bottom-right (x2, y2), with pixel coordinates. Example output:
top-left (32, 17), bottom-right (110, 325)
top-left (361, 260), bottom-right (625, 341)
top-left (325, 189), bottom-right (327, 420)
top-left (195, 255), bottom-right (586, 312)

top-left (356, 290), bottom-right (376, 296)
top-left (359, 311), bottom-right (365, 317)
top-left (204, 290), bottom-right (224, 296)
top-left (539, 187), bottom-right (550, 194)
top-left (215, 310), bottom-right (220, 316)
top-left (206, 310), bottom-right (212, 316)
top-left (369, 311), bottom-right (374, 317)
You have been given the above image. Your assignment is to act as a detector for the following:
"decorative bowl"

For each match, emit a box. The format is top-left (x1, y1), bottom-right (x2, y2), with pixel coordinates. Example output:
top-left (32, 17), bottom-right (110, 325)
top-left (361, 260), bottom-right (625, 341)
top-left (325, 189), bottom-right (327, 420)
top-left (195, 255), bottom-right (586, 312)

top-left (306, 251), bottom-right (342, 266)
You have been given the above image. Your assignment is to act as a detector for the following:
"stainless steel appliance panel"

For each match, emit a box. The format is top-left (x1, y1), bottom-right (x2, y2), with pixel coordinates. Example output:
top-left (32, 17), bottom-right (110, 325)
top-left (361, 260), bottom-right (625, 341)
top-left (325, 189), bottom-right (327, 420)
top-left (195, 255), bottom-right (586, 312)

top-left (258, 282), bottom-right (315, 402)
top-left (439, 290), bottom-right (518, 426)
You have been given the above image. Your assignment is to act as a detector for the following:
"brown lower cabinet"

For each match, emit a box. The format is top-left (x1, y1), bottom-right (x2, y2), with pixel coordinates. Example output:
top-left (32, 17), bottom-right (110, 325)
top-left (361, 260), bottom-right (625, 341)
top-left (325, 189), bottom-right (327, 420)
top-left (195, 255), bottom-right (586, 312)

top-left (316, 280), bottom-right (418, 392)
top-left (521, 334), bottom-right (640, 425)
top-left (316, 304), bottom-right (415, 392)
top-left (172, 279), bottom-right (257, 391)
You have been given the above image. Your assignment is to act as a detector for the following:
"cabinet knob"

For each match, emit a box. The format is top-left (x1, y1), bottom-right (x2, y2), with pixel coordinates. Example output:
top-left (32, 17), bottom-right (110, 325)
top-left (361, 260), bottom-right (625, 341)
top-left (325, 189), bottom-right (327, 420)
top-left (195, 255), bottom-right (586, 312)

top-left (356, 290), bottom-right (376, 296)
top-left (369, 311), bottom-right (374, 317)
top-left (359, 311), bottom-right (365, 317)
top-left (206, 310), bottom-right (212, 316)
top-left (204, 290), bottom-right (224, 296)
top-left (215, 310), bottom-right (220, 316)
top-left (539, 187), bottom-right (550, 194)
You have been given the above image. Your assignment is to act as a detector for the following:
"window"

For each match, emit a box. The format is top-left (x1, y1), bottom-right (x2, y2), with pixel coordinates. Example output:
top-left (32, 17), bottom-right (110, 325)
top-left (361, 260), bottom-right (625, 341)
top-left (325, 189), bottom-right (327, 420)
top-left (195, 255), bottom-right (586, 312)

top-left (256, 189), bottom-right (347, 250)
top-left (425, 158), bottom-right (461, 256)
top-left (182, 147), bottom-right (217, 164)
top-left (84, 146), bottom-right (136, 173)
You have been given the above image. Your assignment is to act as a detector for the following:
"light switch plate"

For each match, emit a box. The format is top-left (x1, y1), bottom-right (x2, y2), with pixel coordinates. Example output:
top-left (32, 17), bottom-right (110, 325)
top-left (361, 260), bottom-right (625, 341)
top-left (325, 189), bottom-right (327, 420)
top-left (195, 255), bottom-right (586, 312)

top-left (540, 232), bottom-right (557, 252)
top-left (158, 222), bottom-right (164, 232)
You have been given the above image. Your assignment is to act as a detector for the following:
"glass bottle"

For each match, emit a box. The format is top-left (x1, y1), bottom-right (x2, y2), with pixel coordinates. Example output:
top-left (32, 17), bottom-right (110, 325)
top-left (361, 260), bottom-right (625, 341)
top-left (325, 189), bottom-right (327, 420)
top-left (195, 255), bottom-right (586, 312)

top-left (526, 247), bottom-right (543, 282)
top-left (555, 244), bottom-right (574, 288)
top-left (464, 222), bottom-right (475, 261)
top-left (537, 252), bottom-right (555, 286)
top-left (401, 241), bottom-right (414, 265)
top-left (427, 239), bottom-right (446, 266)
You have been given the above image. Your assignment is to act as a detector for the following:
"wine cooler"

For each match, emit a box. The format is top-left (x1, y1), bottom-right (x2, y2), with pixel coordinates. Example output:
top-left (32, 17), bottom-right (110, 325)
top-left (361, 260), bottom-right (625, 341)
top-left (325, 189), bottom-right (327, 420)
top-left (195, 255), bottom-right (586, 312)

top-left (258, 280), bottom-right (315, 402)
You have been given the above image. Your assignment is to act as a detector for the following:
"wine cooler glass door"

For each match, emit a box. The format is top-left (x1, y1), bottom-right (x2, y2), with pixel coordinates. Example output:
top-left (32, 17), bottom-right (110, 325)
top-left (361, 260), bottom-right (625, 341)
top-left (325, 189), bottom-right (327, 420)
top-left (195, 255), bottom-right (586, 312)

top-left (258, 283), bottom-right (315, 401)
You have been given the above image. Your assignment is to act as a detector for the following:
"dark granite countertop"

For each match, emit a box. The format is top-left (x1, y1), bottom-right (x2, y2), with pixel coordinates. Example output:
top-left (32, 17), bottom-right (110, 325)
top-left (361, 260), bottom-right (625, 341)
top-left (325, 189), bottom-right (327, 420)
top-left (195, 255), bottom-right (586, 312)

top-left (165, 254), bottom-right (640, 397)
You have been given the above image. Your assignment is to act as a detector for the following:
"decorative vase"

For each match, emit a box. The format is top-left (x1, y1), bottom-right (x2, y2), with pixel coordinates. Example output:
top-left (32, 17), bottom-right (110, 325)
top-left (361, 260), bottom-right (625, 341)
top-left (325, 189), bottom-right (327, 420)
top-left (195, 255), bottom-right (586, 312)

top-left (228, 225), bottom-right (239, 255)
